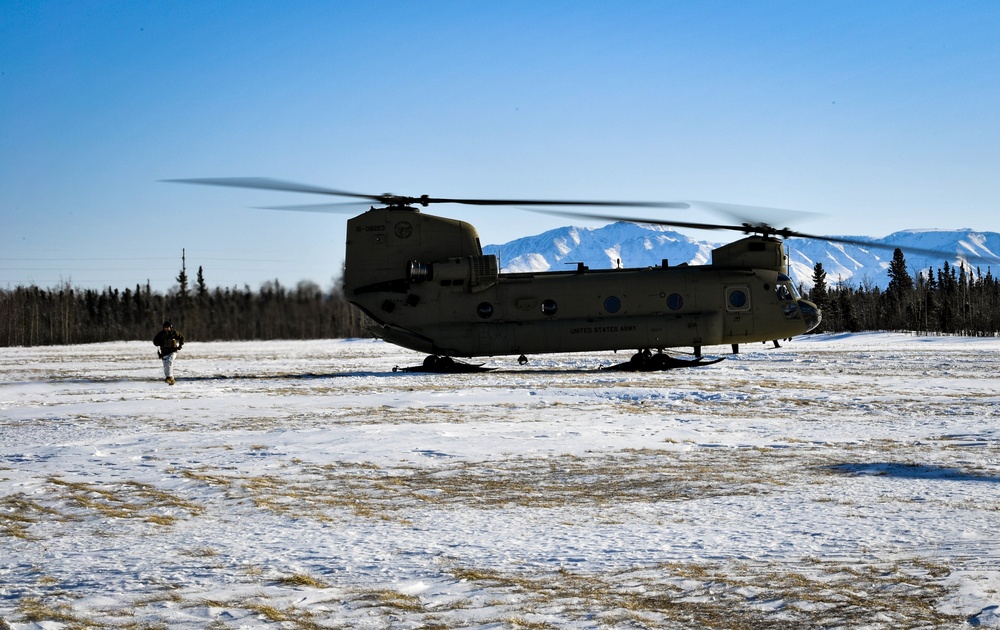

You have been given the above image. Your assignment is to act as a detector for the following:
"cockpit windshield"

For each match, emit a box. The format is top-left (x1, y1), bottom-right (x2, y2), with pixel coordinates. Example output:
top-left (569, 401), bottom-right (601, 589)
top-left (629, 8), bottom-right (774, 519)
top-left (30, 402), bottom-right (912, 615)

top-left (775, 274), bottom-right (800, 301)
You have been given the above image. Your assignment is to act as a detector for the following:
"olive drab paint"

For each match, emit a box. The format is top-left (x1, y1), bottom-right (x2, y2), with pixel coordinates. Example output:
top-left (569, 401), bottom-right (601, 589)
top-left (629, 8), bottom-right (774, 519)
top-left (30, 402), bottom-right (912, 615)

top-left (344, 206), bottom-right (821, 359)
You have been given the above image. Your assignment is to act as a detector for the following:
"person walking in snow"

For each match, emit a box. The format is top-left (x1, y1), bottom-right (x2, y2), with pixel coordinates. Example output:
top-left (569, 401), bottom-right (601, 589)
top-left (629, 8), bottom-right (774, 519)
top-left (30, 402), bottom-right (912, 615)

top-left (153, 321), bottom-right (184, 385)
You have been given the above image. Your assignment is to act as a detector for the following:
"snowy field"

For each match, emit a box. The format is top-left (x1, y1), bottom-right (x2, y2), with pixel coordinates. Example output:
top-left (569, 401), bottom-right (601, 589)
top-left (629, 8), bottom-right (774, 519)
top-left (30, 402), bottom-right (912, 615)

top-left (2, 333), bottom-right (1000, 629)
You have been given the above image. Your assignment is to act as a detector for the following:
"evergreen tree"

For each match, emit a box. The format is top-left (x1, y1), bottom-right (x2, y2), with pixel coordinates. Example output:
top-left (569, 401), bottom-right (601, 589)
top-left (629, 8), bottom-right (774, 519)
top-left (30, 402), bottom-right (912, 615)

top-left (176, 257), bottom-right (189, 299)
top-left (886, 248), bottom-right (913, 297)
top-left (196, 266), bottom-right (208, 300)
top-left (884, 248), bottom-right (914, 329)
top-left (809, 262), bottom-right (828, 310)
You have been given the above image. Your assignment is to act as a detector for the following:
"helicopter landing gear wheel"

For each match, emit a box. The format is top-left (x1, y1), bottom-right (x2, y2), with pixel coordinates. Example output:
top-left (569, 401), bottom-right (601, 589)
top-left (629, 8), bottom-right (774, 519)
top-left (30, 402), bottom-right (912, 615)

top-left (393, 355), bottom-right (494, 373)
top-left (602, 348), bottom-right (725, 372)
top-left (518, 354), bottom-right (528, 365)
top-left (631, 349), bottom-right (652, 362)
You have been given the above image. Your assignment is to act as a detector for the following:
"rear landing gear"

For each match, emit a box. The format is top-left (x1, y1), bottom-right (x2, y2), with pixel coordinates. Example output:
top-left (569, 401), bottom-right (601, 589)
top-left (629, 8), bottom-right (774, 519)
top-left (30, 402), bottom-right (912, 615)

top-left (393, 355), bottom-right (493, 373)
top-left (602, 349), bottom-right (725, 372)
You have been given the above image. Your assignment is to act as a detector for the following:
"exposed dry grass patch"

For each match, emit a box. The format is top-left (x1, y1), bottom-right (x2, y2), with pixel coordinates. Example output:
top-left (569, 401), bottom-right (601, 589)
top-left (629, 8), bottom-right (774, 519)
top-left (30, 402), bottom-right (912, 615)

top-left (0, 494), bottom-right (62, 539)
top-left (45, 477), bottom-right (204, 526)
top-left (277, 573), bottom-right (330, 589)
top-left (174, 448), bottom-right (821, 524)
top-left (15, 597), bottom-right (89, 626)
top-left (356, 588), bottom-right (425, 613)
top-left (445, 557), bottom-right (964, 629)
top-left (240, 599), bottom-right (327, 629)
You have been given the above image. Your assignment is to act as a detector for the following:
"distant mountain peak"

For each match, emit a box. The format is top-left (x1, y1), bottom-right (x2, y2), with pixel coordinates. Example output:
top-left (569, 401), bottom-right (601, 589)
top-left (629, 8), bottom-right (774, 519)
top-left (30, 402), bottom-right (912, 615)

top-left (483, 224), bottom-right (1000, 290)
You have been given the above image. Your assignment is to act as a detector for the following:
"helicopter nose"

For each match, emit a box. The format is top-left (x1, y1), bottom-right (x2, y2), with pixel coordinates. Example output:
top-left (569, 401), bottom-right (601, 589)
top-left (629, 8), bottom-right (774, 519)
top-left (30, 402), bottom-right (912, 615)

top-left (797, 299), bottom-right (822, 332)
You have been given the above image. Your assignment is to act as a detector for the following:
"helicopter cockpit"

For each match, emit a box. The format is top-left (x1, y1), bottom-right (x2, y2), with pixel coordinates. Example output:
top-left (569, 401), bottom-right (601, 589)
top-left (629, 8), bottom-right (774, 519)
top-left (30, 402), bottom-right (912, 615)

top-left (773, 274), bottom-right (821, 331)
top-left (775, 274), bottom-right (798, 302)
top-left (773, 273), bottom-right (819, 329)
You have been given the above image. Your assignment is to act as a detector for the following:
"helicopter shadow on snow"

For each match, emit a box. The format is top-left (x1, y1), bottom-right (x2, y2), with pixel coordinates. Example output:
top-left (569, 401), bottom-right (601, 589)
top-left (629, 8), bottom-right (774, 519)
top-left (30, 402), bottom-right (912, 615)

top-left (162, 370), bottom-right (403, 383)
top-left (19, 366), bottom-right (707, 387)
top-left (135, 361), bottom-right (724, 383)
top-left (826, 462), bottom-right (1000, 484)
top-left (164, 366), bottom-right (640, 381)
top-left (18, 372), bottom-right (403, 386)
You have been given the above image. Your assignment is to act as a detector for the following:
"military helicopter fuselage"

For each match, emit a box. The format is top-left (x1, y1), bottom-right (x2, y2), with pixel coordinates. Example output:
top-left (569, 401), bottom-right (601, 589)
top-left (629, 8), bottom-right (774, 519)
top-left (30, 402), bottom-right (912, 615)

top-left (345, 206), bottom-right (822, 359)
top-left (167, 176), bottom-right (998, 367)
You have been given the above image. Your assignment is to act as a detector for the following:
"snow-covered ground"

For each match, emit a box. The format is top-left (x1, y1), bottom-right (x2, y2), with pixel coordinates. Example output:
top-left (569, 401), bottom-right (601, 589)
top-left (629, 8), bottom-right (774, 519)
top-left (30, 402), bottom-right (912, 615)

top-left (2, 333), bottom-right (1000, 628)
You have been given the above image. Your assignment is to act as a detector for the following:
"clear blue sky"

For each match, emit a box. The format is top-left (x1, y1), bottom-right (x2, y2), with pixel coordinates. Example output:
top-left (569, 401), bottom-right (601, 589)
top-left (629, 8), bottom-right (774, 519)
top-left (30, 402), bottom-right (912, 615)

top-left (3, 1), bottom-right (999, 292)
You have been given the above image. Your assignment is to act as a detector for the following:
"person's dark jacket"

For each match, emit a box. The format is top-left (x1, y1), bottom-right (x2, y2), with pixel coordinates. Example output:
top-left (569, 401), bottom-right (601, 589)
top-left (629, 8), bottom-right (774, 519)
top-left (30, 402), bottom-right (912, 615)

top-left (153, 329), bottom-right (185, 357)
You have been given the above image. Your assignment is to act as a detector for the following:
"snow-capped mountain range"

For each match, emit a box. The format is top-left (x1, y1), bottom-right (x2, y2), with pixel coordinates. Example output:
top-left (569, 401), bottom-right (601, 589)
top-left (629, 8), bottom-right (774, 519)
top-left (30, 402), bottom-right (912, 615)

top-left (483, 223), bottom-right (1000, 291)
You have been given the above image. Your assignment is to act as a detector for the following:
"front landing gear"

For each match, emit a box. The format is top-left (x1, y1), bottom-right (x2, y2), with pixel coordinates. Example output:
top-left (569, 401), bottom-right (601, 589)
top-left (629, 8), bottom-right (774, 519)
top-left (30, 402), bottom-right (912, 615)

top-left (602, 349), bottom-right (725, 372)
top-left (393, 355), bottom-right (494, 373)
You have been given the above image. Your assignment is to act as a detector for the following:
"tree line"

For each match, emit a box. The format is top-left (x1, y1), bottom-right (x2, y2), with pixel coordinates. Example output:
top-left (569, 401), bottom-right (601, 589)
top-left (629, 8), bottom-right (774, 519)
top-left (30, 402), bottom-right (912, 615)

top-left (808, 249), bottom-right (1000, 336)
top-left (1, 265), bottom-right (369, 347)
top-left (3, 250), bottom-right (998, 347)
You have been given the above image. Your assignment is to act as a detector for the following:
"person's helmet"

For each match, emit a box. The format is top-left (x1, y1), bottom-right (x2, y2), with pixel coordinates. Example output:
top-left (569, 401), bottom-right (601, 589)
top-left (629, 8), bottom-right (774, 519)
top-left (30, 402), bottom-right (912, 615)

top-left (163, 321), bottom-right (172, 328)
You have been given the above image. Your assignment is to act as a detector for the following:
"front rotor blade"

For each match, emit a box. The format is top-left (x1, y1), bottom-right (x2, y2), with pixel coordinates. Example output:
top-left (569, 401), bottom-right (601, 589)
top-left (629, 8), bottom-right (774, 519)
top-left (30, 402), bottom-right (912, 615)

top-left (255, 201), bottom-right (375, 214)
top-left (163, 177), bottom-right (382, 202)
top-left (163, 178), bottom-right (690, 209)
top-left (433, 198), bottom-right (690, 209)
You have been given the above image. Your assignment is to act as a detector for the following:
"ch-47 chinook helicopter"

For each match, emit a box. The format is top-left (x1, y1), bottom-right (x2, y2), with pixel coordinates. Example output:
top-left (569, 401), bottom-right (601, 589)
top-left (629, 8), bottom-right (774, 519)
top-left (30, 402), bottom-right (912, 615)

top-left (167, 178), bottom-right (966, 371)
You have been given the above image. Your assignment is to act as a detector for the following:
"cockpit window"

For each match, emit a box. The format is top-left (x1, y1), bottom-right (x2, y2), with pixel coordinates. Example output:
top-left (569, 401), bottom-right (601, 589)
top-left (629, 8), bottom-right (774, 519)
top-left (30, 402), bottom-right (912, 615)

top-left (775, 275), bottom-right (799, 301)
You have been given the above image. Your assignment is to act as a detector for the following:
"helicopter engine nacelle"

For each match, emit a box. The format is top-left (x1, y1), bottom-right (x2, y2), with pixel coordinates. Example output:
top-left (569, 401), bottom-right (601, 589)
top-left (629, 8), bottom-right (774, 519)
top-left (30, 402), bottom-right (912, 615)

top-left (711, 236), bottom-right (788, 274)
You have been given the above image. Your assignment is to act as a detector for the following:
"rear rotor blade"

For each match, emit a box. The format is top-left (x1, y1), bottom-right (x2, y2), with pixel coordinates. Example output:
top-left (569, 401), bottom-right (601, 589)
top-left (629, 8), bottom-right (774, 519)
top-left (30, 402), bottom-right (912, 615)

top-left (688, 200), bottom-right (825, 229)
top-left (781, 230), bottom-right (1000, 265)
